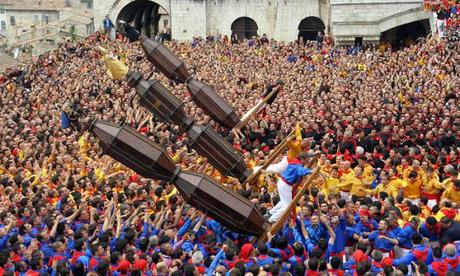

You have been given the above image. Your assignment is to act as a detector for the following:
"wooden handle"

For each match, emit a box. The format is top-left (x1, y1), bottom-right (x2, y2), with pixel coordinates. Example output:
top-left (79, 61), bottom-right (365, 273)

top-left (236, 85), bottom-right (281, 129)
top-left (260, 167), bottom-right (320, 242)
top-left (246, 129), bottom-right (295, 185)
top-left (306, 153), bottom-right (320, 168)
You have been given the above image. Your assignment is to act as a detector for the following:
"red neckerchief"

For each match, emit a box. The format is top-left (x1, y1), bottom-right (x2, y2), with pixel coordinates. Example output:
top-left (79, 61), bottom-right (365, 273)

top-left (288, 158), bottom-right (303, 165)
top-left (361, 219), bottom-right (375, 231)
top-left (431, 259), bottom-right (449, 276)
top-left (328, 269), bottom-right (345, 276)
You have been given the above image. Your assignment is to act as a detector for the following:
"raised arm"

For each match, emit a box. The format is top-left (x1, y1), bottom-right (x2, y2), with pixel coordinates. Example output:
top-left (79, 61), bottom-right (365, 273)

top-left (321, 215), bottom-right (336, 245)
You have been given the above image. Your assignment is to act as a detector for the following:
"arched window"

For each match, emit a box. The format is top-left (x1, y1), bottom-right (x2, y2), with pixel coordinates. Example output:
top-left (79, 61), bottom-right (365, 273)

top-left (298, 17), bottom-right (325, 41)
top-left (231, 17), bottom-right (258, 40)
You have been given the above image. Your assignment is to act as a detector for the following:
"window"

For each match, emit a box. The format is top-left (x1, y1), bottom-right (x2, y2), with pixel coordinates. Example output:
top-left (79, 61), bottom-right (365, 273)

top-left (0, 8), bottom-right (5, 14)
top-left (42, 15), bottom-right (49, 24)
top-left (10, 16), bottom-right (15, 26)
top-left (163, 19), bottom-right (168, 28)
top-left (34, 15), bottom-right (39, 24)
top-left (1, 21), bottom-right (6, 30)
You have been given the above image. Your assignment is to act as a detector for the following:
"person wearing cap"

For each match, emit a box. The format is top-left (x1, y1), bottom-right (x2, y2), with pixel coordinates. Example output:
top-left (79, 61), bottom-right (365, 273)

top-left (355, 208), bottom-right (377, 235)
top-left (268, 152), bottom-right (313, 223)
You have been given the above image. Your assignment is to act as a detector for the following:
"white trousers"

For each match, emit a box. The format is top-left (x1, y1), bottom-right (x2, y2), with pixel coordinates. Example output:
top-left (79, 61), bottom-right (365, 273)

top-left (394, 246), bottom-right (410, 259)
top-left (427, 199), bottom-right (437, 209)
top-left (409, 198), bottom-right (420, 206)
top-left (269, 178), bottom-right (292, 223)
top-left (254, 156), bottom-right (289, 175)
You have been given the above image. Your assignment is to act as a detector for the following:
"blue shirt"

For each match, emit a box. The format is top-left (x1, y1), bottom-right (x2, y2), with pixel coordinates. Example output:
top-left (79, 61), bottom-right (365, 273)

top-left (419, 222), bottom-right (439, 242)
top-left (103, 18), bottom-right (114, 29)
top-left (356, 219), bottom-right (378, 233)
top-left (281, 160), bottom-right (312, 185)
top-left (331, 216), bottom-right (347, 253)
top-left (256, 255), bottom-right (273, 266)
top-left (306, 224), bottom-right (326, 244)
top-left (397, 225), bottom-right (418, 249)
top-left (368, 231), bottom-right (397, 252)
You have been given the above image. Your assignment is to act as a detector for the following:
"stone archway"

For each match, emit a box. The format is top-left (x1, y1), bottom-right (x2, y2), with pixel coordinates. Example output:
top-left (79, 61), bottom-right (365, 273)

top-left (378, 8), bottom-right (429, 35)
top-left (109, 0), bottom-right (170, 38)
top-left (231, 17), bottom-right (258, 40)
top-left (379, 8), bottom-right (430, 49)
top-left (298, 16), bottom-right (325, 42)
top-left (381, 19), bottom-right (430, 49)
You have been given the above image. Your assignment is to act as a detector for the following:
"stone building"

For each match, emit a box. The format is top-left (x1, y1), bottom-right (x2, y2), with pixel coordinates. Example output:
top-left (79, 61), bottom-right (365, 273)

top-left (94, 0), bottom-right (431, 45)
top-left (0, 0), bottom-right (93, 43)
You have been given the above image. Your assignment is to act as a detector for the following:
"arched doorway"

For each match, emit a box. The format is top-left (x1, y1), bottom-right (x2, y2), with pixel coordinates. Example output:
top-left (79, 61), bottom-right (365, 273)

top-left (381, 19), bottom-right (430, 50)
top-left (231, 17), bottom-right (258, 40)
top-left (116, 0), bottom-right (170, 39)
top-left (298, 17), bottom-right (325, 41)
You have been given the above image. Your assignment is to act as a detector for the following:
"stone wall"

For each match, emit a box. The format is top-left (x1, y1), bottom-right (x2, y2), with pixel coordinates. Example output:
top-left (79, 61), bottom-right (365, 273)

top-left (331, 0), bottom-right (429, 44)
top-left (205, 0), bottom-right (323, 42)
top-left (93, 0), bottom-right (428, 44)
top-left (170, 0), bottom-right (206, 40)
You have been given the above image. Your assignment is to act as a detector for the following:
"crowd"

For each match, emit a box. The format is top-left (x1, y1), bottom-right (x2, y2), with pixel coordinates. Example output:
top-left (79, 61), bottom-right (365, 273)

top-left (0, 23), bottom-right (459, 275)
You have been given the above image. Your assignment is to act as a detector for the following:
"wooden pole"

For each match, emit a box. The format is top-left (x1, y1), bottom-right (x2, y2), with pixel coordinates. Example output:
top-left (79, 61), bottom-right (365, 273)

top-left (234, 85), bottom-right (282, 130)
top-left (245, 129), bottom-right (295, 185)
top-left (259, 167), bottom-right (320, 243)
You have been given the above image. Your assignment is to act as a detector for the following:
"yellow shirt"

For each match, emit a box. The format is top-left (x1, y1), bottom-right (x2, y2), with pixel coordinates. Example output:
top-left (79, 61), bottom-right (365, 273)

top-left (320, 165), bottom-right (332, 176)
top-left (396, 165), bottom-right (409, 178)
top-left (340, 176), bottom-right (370, 197)
top-left (374, 183), bottom-right (398, 198)
top-left (95, 168), bottom-right (106, 183)
top-left (402, 167), bottom-right (425, 180)
top-left (402, 179), bottom-right (422, 199)
top-left (323, 177), bottom-right (341, 197)
top-left (362, 164), bottom-right (374, 180)
top-left (78, 135), bottom-right (89, 154)
top-left (442, 187), bottom-right (460, 204)
top-left (171, 154), bottom-right (181, 164)
top-left (287, 123), bottom-right (303, 161)
top-left (442, 177), bottom-right (455, 190)
top-left (165, 187), bottom-right (178, 199)
top-left (422, 175), bottom-right (442, 195)
top-left (390, 177), bottom-right (407, 191)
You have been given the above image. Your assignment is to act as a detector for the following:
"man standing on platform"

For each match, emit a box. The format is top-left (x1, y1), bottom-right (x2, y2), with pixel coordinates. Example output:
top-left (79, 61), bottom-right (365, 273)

top-left (103, 15), bottom-right (115, 37)
top-left (268, 152), bottom-right (313, 223)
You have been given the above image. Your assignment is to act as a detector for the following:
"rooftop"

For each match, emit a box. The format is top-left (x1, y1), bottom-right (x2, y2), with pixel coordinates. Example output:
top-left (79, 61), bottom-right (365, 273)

top-left (2, 0), bottom-right (65, 11)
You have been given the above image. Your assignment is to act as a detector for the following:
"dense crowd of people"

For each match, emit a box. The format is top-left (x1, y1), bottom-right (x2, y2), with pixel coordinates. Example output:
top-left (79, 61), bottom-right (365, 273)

top-left (0, 23), bottom-right (459, 275)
